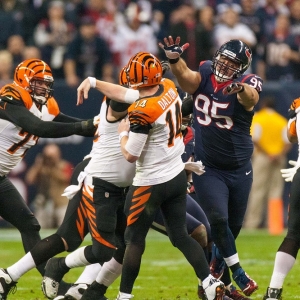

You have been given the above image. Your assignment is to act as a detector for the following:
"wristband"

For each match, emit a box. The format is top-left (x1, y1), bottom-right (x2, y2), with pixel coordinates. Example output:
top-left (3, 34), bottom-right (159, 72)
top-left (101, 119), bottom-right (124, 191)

top-left (88, 77), bottom-right (96, 88)
top-left (124, 89), bottom-right (139, 103)
top-left (168, 57), bottom-right (180, 64)
top-left (119, 131), bottom-right (129, 143)
top-left (238, 85), bottom-right (245, 93)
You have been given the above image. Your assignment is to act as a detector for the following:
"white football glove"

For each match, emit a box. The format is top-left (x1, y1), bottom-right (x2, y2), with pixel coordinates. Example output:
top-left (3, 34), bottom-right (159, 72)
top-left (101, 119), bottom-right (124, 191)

top-left (184, 161), bottom-right (205, 176)
top-left (280, 160), bottom-right (299, 182)
top-left (223, 82), bottom-right (244, 95)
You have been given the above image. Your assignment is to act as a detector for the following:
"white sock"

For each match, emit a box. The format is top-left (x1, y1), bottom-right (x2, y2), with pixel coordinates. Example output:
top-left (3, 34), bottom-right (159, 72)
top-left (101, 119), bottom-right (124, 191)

top-left (65, 246), bottom-right (89, 268)
top-left (224, 253), bottom-right (239, 267)
top-left (75, 263), bottom-right (101, 285)
top-left (117, 291), bottom-right (134, 299)
top-left (269, 251), bottom-right (296, 288)
top-left (96, 258), bottom-right (122, 286)
top-left (7, 252), bottom-right (36, 281)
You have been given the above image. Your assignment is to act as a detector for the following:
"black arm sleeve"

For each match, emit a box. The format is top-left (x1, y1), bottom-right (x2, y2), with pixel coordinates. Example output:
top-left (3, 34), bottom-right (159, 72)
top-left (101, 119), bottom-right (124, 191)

top-left (0, 101), bottom-right (93, 137)
top-left (53, 112), bottom-right (83, 123)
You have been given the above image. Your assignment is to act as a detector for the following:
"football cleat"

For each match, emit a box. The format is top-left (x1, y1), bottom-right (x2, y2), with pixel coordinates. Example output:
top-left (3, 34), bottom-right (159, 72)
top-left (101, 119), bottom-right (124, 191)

top-left (263, 287), bottom-right (283, 300)
top-left (80, 281), bottom-right (108, 300)
top-left (116, 291), bottom-right (134, 299)
top-left (64, 283), bottom-right (89, 300)
top-left (203, 277), bottom-right (228, 300)
top-left (0, 269), bottom-right (17, 300)
top-left (42, 257), bottom-right (70, 299)
top-left (210, 244), bottom-right (226, 279)
top-left (225, 285), bottom-right (252, 300)
top-left (198, 285), bottom-right (208, 300)
top-left (232, 268), bottom-right (258, 296)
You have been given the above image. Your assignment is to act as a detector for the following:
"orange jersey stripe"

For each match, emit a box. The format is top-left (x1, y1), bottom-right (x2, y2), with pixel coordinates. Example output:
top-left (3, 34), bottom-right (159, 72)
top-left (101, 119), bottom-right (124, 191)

top-left (0, 84), bottom-right (33, 109)
top-left (46, 97), bottom-right (60, 116)
top-left (128, 78), bottom-right (179, 124)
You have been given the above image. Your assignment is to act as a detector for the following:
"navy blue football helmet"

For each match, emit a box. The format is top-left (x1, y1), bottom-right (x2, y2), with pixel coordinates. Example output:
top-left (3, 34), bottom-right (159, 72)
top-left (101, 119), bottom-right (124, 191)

top-left (211, 40), bottom-right (252, 82)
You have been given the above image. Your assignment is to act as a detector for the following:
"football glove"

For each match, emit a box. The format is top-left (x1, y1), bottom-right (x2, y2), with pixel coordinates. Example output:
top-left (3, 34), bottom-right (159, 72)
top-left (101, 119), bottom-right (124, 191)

top-left (222, 82), bottom-right (244, 95)
top-left (161, 60), bottom-right (170, 75)
top-left (158, 36), bottom-right (189, 60)
top-left (281, 160), bottom-right (300, 182)
top-left (184, 161), bottom-right (205, 176)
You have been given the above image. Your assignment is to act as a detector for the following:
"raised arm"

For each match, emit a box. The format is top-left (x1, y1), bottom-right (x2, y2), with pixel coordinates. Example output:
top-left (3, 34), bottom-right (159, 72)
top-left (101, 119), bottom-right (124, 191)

top-left (158, 36), bottom-right (201, 94)
top-left (77, 77), bottom-right (139, 106)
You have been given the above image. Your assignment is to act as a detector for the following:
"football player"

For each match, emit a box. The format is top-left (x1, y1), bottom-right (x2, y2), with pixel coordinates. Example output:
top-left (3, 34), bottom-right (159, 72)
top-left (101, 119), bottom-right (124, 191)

top-left (0, 58), bottom-right (95, 279)
top-left (263, 98), bottom-right (300, 300)
top-left (159, 36), bottom-right (263, 299)
top-left (74, 52), bottom-right (228, 300)
top-left (0, 67), bottom-right (210, 300)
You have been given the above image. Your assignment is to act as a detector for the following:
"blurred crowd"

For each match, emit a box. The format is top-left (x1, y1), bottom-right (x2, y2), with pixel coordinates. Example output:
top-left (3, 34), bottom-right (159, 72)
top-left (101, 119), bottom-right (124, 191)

top-left (1, 0), bottom-right (300, 87)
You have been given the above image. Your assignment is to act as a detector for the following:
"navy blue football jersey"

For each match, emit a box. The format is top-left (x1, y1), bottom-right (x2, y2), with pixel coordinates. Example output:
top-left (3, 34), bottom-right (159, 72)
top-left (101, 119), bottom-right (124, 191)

top-left (193, 61), bottom-right (263, 170)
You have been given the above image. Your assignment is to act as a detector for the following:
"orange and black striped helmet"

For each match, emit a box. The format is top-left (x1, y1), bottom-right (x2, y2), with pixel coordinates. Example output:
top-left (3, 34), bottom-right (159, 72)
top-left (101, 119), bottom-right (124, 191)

top-left (125, 52), bottom-right (162, 88)
top-left (14, 59), bottom-right (54, 104)
top-left (119, 66), bottom-right (128, 86)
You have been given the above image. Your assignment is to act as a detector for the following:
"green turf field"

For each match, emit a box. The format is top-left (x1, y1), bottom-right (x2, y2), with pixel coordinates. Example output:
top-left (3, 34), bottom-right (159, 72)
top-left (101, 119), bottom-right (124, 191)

top-left (0, 228), bottom-right (299, 299)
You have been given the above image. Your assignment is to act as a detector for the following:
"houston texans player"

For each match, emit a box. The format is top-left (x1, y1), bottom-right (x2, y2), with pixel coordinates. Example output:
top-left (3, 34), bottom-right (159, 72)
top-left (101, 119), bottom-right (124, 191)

top-left (159, 36), bottom-right (263, 299)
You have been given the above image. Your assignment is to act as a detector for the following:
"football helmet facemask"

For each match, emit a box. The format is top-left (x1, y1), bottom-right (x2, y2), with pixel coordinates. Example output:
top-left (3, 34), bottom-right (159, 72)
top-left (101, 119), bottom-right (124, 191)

top-left (14, 59), bottom-right (54, 105)
top-left (125, 52), bottom-right (162, 88)
top-left (211, 40), bottom-right (252, 83)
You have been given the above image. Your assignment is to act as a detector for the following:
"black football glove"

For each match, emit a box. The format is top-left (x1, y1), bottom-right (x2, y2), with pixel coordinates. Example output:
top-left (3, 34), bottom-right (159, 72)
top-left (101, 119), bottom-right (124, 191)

top-left (158, 36), bottom-right (189, 60)
top-left (223, 82), bottom-right (245, 95)
top-left (161, 60), bottom-right (170, 75)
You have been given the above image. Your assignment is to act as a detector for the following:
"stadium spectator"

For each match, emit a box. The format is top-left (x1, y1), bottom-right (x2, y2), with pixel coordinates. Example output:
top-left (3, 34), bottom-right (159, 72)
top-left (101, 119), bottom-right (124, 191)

top-left (63, 15), bottom-right (114, 87)
top-left (109, 2), bottom-right (158, 72)
top-left (244, 97), bottom-right (291, 229)
top-left (239, 0), bottom-right (261, 73)
top-left (6, 35), bottom-right (25, 71)
top-left (0, 0), bottom-right (25, 49)
top-left (168, 4), bottom-right (215, 71)
top-left (159, 36), bottom-right (262, 298)
top-left (33, 0), bottom-right (76, 79)
top-left (255, 0), bottom-right (289, 46)
top-left (25, 143), bottom-right (73, 229)
top-left (0, 50), bottom-right (13, 88)
top-left (256, 14), bottom-right (300, 82)
top-left (262, 97), bottom-right (300, 300)
top-left (22, 46), bottom-right (42, 60)
top-left (213, 3), bottom-right (257, 71)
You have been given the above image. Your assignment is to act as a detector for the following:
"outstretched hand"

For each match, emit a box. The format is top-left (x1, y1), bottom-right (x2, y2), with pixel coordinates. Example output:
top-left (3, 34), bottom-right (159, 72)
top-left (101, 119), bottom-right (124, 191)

top-left (158, 36), bottom-right (189, 60)
top-left (280, 160), bottom-right (300, 182)
top-left (223, 82), bottom-right (245, 95)
top-left (77, 78), bottom-right (92, 106)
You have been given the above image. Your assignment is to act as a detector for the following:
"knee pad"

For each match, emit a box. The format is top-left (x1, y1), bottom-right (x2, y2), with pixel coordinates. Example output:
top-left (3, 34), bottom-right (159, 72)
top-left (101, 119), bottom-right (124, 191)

top-left (19, 215), bottom-right (41, 232)
top-left (90, 242), bottom-right (115, 264)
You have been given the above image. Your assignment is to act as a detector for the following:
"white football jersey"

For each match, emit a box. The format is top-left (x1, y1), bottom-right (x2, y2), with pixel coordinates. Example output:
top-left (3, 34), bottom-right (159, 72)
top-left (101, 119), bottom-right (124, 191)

top-left (128, 78), bottom-right (185, 186)
top-left (84, 99), bottom-right (136, 187)
top-left (0, 84), bottom-right (60, 176)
